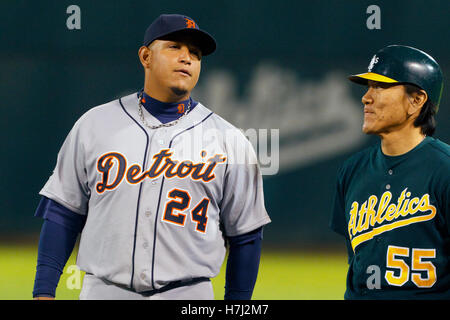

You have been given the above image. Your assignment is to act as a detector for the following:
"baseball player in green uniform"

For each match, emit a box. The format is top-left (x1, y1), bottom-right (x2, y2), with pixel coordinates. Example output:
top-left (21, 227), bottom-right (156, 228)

top-left (330, 45), bottom-right (449, 299)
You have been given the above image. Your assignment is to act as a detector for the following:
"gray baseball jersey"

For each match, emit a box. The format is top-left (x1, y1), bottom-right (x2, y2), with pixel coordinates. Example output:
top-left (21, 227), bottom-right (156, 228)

top-left (39, 92), bottom-right (271, 293)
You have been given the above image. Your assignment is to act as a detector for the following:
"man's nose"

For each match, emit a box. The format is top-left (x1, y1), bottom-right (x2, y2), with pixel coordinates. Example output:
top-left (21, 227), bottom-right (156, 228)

top-left (362, 87), bottom-right (374, 105)
top-left (179, 46), bottom-right (191, 64)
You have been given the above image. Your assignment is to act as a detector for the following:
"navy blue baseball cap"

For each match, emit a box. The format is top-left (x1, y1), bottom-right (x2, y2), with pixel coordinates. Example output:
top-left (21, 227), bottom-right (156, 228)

top-left (143, 14), bottom-right (216, 56)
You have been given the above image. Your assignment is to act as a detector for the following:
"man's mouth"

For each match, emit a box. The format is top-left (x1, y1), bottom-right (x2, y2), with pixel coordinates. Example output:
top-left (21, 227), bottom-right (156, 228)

top-left (175, 69), bottom-right (191, 76)
top-left (364, 107), bottom-right (374, 114)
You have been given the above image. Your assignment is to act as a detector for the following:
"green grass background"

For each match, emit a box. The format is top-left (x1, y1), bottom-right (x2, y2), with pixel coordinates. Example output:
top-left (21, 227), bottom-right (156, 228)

top-left (0, 244), bottom-right (348, 300)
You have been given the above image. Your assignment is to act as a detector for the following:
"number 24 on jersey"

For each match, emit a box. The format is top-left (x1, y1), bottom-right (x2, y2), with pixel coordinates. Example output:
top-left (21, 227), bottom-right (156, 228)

top-left (162, 188), bottom-right (210, 233)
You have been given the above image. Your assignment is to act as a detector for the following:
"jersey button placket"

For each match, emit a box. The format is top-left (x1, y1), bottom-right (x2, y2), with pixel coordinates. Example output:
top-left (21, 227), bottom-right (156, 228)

top-left (385, 168), bottom-right (393, 190)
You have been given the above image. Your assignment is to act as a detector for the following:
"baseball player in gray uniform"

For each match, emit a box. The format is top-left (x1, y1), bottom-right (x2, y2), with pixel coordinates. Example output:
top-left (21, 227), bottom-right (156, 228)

top-left (32, 14), bottom-right (271, 300)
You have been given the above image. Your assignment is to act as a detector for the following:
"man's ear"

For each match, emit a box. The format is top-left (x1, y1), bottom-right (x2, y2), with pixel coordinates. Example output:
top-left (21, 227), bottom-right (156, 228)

top-left (138, 46), bottom-right (152, 68)
top-left (407, 89), bottom-right (428, 116)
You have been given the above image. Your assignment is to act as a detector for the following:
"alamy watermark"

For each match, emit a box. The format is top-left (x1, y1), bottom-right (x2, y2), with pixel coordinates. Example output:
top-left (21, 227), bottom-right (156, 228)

top-left (65, 264), bottom-right (82, 290)
top-left (366, 265), bottom-right (381, 290)
top-left (169, 125), bottom-right (280, 176)
top-left (366, 5), bottom-right (381, 30)
top-left (66, 5), bottom-right (81, 30)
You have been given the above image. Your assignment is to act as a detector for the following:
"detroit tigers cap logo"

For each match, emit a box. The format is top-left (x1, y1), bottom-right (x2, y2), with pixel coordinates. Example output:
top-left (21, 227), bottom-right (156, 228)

top-left (184, 18), bottom-right (196, 29)
top-left (368, 55), bottom-right (379, 72)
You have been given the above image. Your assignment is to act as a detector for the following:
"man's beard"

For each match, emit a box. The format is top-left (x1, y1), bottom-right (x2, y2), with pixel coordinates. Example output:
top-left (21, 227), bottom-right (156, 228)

top-left (170, 86), bottom-right (188, 97)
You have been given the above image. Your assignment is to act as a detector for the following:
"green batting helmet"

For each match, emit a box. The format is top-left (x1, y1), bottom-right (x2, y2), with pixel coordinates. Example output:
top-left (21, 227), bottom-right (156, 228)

top-left (349, 45), bottom-right (444, 111)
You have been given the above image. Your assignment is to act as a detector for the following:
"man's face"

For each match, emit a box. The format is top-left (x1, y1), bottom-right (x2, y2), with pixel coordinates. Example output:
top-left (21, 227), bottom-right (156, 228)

top-left (361, 81), bottom-right (412, 135)
top-left (145, 34), bottom-right (202, 100)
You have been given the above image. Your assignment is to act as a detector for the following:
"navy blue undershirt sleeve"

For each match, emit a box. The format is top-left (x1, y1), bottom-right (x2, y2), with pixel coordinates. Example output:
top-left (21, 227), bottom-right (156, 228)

top-left (33, 197), bottom-right (86, 298)
top-left (34, 197), bottom-right (87, 232)
top-left (224, 227), bottom-right (263, 300)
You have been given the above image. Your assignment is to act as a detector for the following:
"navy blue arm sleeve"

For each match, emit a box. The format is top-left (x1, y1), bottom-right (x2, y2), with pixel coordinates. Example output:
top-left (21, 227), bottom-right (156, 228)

top-left (224, 227), bottom-right (263, 300)
top-left (32, 197), bottom-right (86, 298)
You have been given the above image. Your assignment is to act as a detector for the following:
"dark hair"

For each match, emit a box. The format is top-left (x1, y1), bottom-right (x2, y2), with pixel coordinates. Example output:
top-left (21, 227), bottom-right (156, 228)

top-left (405, 84), bottom-right (437, 137)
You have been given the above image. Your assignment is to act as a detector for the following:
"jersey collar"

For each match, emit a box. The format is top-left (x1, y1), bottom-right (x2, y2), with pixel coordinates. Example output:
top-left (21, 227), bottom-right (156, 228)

top-left (140, 90), bottom-right (198, 124)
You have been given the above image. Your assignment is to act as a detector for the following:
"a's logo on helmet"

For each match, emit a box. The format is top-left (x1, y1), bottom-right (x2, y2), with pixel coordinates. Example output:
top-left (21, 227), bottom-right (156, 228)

top-left (368, 55), bottom-right (379, 72)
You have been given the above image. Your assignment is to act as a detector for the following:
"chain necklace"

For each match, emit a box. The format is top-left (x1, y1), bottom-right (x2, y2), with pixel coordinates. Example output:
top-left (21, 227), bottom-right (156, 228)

top-left (137, 91), bottom-right (191, 129)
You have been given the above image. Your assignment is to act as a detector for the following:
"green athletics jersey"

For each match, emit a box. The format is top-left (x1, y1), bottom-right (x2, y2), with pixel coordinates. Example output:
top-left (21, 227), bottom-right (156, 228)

top-left (330, 136), bottom-right (450, 299)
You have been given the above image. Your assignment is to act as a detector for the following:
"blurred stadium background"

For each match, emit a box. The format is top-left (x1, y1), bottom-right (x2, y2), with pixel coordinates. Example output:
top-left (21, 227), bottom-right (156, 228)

top-left (1, 0), bottom-right (449, 300)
